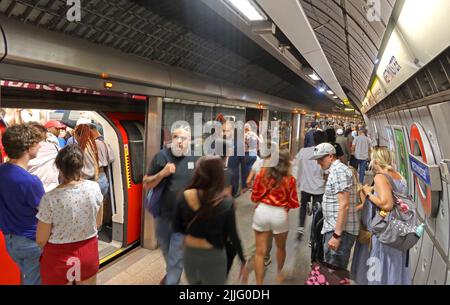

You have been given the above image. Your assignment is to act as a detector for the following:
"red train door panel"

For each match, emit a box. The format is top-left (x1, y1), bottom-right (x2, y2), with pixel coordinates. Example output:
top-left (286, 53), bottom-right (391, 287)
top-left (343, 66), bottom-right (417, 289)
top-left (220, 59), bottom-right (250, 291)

top-left (105, 113), bottom-right (144, 246)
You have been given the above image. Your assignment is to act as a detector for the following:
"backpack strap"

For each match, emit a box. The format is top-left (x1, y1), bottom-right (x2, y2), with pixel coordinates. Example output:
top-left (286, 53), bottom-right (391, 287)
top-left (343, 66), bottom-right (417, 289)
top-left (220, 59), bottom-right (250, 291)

top-left (378, 172), bottom-right (399, 193)
top-left (161, 148), bottom-right (173, 164)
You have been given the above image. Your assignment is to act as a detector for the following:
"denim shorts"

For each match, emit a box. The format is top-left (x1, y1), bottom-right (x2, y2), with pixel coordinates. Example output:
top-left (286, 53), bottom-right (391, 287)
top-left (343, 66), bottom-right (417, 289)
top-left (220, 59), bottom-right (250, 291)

top-left (323, 231), bottom-right (356, 270)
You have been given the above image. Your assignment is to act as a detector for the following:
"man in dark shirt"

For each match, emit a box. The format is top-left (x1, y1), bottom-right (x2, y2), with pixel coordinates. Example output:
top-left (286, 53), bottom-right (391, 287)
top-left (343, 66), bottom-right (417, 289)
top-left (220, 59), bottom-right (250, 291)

top-left (0, 124), bottom-right (45, 285)
top-left (225, 121), bottom-right (246, 197)
top-left (143, 125), bottom-right (198, 285)
top-left (304, 121), bottom-right (318, 148)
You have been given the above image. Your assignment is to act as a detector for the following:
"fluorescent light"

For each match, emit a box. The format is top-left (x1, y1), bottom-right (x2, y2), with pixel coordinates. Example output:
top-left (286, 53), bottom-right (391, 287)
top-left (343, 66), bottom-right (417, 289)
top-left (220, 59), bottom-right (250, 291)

top-left (318, 87), bottom-right (325, 93)
top-left (308, 72), bottom-right (321, 81)
top-left (333, 96), bottom-right (338, 99)
top-left (226, 0), bottom-right (266, 21)
top-left (327, 90), bottom-right (334, 95)
top-left (345, 108), bottom-right (355, 112)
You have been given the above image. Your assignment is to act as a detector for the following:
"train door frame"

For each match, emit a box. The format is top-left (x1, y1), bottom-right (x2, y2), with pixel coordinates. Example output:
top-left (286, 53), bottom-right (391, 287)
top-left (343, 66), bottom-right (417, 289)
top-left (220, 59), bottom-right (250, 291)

top-left (141, 97), bottom-right (163, 251)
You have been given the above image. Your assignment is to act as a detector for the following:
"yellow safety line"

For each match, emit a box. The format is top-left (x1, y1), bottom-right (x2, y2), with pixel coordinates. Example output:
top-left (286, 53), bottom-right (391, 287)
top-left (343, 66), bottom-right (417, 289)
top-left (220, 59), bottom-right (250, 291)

top-left (99, 248), bottom-right (125, 265)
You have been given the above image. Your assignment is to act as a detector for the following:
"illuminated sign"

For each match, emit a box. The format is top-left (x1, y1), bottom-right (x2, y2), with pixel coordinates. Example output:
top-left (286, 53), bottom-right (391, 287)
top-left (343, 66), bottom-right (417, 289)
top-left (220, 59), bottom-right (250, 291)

top-left (383, 56), bottom-right (402, 84)
top-left (410, 123), bottom-right (441, 217)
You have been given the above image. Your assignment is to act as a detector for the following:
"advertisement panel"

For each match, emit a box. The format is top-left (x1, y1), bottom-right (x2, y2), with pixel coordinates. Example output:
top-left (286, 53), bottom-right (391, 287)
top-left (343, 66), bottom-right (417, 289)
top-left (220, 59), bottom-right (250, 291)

top-left (392, 125), bottom-right (411, 194)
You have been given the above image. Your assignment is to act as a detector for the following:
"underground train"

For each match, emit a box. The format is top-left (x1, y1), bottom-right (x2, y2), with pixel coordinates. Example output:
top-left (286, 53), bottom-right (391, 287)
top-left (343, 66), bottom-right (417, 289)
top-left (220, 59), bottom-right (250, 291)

top-left (3, 10), bottom-right (450, 285)
top-left (0, 16), bottom-right (336, 284)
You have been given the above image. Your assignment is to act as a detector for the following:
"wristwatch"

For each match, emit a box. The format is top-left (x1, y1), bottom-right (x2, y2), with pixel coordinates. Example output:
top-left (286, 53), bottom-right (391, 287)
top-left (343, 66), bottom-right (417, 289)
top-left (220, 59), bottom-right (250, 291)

top-left (332, 232), bottom-right (341, 239)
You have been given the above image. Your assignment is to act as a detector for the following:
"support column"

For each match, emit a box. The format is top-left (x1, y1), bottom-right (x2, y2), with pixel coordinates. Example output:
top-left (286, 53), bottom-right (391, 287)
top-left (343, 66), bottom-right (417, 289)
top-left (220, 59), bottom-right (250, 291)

top-left (299, 114), bottom-right (306, 149)
top-left (141, 97), bottom-right (163, 250)
top-left (290, 113), bottom-right (301, 155)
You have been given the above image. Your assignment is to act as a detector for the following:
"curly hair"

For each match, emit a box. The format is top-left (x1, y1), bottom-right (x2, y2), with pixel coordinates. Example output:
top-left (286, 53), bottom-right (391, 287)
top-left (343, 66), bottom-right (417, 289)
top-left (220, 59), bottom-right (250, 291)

top-left (55, 145), bottom-right (84, 182)
top-left (2, 124), bottom-right (42, 159)
top-left (27, 122), bottom-right (47, 142)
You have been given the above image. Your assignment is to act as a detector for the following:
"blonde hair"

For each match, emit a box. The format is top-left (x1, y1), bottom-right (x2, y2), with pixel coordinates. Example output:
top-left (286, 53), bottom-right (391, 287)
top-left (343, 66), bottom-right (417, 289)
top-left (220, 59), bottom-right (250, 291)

top-left (370, 146), bottom-right (394, 171)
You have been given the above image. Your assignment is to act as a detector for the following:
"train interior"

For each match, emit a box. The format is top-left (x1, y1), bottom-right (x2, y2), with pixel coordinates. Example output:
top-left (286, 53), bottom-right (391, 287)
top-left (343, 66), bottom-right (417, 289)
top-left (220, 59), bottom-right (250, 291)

top-left (0, 85), bottom-right (146, 284)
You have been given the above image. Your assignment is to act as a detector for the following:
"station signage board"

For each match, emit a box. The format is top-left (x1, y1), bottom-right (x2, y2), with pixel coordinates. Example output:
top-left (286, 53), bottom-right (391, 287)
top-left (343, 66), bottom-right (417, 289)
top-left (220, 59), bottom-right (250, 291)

top-left (410, 122), bottom-right (442, 217)
top-left (409, 153), bottom-right (441, 191)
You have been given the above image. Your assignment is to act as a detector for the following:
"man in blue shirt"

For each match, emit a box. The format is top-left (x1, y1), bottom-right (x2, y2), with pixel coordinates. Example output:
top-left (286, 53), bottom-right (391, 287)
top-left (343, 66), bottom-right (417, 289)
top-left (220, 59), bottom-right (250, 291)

top-left (304, 121), bottom-right (318, 148)
top-left (0, 124), bottom-right (45, 285)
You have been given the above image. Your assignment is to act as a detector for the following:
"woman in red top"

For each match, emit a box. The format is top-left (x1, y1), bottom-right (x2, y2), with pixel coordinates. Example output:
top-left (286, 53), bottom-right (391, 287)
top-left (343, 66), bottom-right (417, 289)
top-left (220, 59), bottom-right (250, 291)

top-left (251, 149), bottom-right (299, 284)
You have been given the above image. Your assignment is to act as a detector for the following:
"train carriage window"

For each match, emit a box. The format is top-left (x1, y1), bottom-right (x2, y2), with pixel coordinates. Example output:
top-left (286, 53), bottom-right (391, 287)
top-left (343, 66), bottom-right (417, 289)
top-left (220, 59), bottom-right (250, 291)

top-left (120, 121), bottom-right (144, 184)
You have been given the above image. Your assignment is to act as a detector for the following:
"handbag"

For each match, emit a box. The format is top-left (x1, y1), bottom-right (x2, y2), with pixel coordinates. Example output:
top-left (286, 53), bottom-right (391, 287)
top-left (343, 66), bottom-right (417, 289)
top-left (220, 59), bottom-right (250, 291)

top-left (144, 149), bottom-right (172, 217)
top-left (305, 261), bottom-right (350, 285)
top-left (370, 173), bottom-right (421, 251)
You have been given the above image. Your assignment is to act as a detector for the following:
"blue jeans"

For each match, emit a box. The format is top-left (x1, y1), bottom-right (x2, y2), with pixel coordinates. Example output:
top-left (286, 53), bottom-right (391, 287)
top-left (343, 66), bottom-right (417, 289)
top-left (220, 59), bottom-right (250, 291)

top-left (356, 159), bottom-right (368, 184)
top-left (4, 234), bottom-right (42, 285)
top-left (228, 156), bottom-right (246, 196)
top-left (98, 172), bottom-right (109, 198)
top-left (155, 217), bottom-right (184, 285)
top-left (323, 231), bottom-right (356, 270)
top-left (244, 153), bottom-right (257, 186)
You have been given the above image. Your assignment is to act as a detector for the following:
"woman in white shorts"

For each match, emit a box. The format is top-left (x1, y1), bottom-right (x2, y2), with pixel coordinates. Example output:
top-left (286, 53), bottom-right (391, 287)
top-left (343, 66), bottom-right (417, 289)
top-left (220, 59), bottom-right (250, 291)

top-left (251, 149), bottom-right (299, 284)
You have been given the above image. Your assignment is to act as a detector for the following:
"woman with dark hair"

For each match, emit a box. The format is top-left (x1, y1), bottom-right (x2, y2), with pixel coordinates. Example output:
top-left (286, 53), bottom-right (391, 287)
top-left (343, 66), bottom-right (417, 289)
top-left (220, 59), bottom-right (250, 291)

top-left (173, 156), bottom-right (245, 285)
top-left (36, 145), bottom-right (103, 285)
top-left (251, 149), bottom-right (299, 284)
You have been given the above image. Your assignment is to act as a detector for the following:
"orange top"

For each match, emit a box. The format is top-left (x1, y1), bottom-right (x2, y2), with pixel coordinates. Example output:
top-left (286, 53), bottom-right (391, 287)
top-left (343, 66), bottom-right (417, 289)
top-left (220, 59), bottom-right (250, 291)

top-left (251, 168), bottom-right (299, 210)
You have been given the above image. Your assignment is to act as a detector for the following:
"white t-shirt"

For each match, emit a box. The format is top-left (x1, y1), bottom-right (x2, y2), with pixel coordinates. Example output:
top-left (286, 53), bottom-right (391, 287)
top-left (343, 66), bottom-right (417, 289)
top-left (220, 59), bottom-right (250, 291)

top-left (28, 141), bottom-right (60, 192)
top-left (251, 158), bottom-right (265, 174)
top-left (36, 180), bottom-right (103, 244)
top-left (295, 147), bottom-right (325, 195)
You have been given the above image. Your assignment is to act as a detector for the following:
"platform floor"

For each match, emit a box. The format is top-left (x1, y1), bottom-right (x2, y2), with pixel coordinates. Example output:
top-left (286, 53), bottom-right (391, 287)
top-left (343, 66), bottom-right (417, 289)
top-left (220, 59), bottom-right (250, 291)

top-left (98, 192), bottom-right (313, 285)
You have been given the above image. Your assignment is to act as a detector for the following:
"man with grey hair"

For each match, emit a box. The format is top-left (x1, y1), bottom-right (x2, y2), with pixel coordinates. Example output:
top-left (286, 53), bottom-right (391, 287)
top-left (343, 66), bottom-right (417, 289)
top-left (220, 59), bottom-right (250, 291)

top-left (143, 123), bottom-right (198, 285)
top-left (310, 143), bottom-right (359, 273)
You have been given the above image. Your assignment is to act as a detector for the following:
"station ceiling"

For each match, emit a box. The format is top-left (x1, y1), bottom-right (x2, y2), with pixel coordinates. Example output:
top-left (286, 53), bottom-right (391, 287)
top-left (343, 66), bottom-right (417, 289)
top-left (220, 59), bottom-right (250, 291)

top-left (299, 0), bottom-right (397, 104)
top-left (0, 0), bottom-right (343, 114)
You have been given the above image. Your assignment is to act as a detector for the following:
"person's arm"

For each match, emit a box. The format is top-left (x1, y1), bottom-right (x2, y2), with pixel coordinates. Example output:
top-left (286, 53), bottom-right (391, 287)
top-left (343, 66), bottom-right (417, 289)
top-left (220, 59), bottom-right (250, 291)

top-left (250, 172), bottom-right (264, 203)
top-left (327, 191), bottom-right (350, 251)
top-left (288, 176), bottom-right (300, 210)
top-left (143, 153), bottom-right (176, 190)
top-left (246, 170), bottom-right (255, 187)
top-left (36, 221), bottom-right (52, 248)
top-left (362, 175), bottom-right (394, 211)
top-left (35, 194), bottom-right (52, 248)
top-left (96, 205), bottom-right (103, 229)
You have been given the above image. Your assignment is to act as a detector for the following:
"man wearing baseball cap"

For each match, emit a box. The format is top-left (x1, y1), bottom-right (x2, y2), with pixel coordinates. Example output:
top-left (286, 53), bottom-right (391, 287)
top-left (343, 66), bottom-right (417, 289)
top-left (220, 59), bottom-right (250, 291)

top-left (310, 143), bottom-right (359, 273)
top-left (44, 120), bottom-right (66, 148)
top-left (336, 128), bottom-right (349, 164)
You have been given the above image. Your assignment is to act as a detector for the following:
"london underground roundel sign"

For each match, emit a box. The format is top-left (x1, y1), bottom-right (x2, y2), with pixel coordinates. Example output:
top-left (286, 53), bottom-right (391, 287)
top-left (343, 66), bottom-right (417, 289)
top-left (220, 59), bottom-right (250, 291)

top-left (409, 123), bottom-right (442, 217)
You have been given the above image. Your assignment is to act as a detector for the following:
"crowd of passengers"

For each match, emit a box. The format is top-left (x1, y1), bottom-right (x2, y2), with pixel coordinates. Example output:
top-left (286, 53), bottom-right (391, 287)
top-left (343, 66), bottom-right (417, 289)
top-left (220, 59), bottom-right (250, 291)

top-left (0, 115), bottom-right (411, 285)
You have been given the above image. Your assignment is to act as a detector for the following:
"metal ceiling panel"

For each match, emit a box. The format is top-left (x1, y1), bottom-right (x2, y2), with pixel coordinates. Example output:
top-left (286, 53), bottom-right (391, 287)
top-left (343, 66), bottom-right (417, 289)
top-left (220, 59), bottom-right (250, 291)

top-left (347, 0), bottom-right (383, 45)
top-left (299, 0), bottom-right (397, 106)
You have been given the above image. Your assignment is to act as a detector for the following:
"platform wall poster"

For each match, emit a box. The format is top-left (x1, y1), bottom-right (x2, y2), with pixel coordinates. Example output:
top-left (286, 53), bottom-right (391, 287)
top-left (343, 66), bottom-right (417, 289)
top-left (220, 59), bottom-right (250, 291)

top-left (385, 126), bottom-right (397, 170)
top-left (392, 125), bottom-right (411, 193)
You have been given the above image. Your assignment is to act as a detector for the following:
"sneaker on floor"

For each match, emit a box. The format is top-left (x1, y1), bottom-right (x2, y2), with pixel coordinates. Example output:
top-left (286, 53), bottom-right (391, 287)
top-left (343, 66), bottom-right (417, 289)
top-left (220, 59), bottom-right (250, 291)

top-left (264, 256), bottom-right (272, 267)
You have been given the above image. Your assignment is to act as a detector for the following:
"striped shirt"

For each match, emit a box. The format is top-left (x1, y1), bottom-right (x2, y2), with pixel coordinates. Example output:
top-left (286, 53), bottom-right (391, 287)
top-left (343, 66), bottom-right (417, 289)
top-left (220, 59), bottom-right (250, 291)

top-left (321, 160), bottom-right (359, 235)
